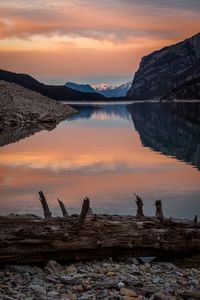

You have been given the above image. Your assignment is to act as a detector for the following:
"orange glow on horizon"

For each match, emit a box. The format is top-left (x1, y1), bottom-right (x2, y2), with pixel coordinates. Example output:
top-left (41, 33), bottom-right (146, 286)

top-left (0, 0), bottom-right (199, 83)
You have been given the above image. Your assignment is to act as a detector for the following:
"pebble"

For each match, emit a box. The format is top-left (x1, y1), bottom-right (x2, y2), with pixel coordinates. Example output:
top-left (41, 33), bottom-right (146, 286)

top-left (30, 284), bottom-right (47, 295)
top-left (23, 272), bottom-right (31, 282)
top-left (106, 271), bottom-right (117, 276)
top-left (45, 260), bottom-right (64, 274)
top-left (120, 287), bottom-right (137, 297)
top-left (118, 281), bottom-right (125, 288)
top-left (66, 265), bottom-right (78, 274)
top-left (73, 285), bottom-right (84, 292)
top-left (96, 280), bottom-right (117, 289)
top-left (47, 291), bottom-right (59, 297)
top-left (153, 293), bottom-right (176, 300)
top-left (152, 277), bottom-right (161, 284)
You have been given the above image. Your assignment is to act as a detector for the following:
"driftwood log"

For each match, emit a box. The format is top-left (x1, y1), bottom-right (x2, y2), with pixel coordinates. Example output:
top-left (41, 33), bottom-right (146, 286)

top-left (0, 192), bottom-right (200, 264)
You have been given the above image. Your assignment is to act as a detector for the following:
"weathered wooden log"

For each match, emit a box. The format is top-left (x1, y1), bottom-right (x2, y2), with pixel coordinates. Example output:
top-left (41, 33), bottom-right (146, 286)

top-left (135, 194), bottom-right (144, 218)
top-left (39, 191), bottom-right (52, 218)
top-left (0, 214), bottom-right (200, 264)
top-left (57, 198), bottom-right (69, 217)
top-left (77, 197), bottom-right (90, 228)
top-left (155, 200), bottom-right (164, 219)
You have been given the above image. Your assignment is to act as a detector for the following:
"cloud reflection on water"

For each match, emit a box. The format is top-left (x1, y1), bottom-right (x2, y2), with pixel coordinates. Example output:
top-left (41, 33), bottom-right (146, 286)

top-left (0, 104), bottom-right (200, 218)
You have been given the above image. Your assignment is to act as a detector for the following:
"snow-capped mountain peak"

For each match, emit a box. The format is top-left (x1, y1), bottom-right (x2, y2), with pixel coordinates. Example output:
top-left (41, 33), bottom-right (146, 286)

top-left (65, 80), bottom-right (132, 98)
top-left (92, 81), bottom-right (132, 97)
top-left (92, 83), bottom-right (116, 91)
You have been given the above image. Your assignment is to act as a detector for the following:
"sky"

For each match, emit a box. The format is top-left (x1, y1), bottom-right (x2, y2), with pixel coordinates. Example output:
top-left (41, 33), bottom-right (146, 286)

top-left (0, 0), bottom-right (199, 85)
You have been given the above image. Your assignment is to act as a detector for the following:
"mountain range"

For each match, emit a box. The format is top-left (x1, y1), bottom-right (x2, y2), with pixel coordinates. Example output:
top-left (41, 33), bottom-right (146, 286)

top-left (93, 81), bottom-right (132, 97)
top-left (1, 32), bottom-right (200, 101)
top-left (65, 81), bottom-right (131, 98)
top-left (127, 32), bottom-right (200, 100)
top-left (0, 69), bottom-right (105, 102)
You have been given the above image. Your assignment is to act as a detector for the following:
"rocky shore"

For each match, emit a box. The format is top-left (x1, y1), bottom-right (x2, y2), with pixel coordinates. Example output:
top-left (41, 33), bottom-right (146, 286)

top-left (0, 258), bottom-right (200, 300)
top-left (0, 80), bottom-right (77, 146)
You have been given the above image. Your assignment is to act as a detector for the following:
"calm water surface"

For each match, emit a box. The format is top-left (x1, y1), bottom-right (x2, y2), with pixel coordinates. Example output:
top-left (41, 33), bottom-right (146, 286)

top-left (0, 102), bottom-right (200, 218)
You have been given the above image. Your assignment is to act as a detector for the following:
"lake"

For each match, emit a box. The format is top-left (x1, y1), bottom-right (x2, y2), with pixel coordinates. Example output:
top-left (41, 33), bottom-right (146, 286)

top-left (0, 102), bottom-right (200, 219)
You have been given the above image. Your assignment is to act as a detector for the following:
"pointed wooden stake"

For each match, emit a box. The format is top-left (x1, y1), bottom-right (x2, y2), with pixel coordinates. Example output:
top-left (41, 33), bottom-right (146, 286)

top-left (194, 215), bottom-right (198, 224)
top-left (155, 200), bottom-right (164, 219)
top-left (77, 197), bottom-right (90, 228)
top-left (135, 194), bottom-right (144, 218)
top-left (39, 191), bottom-right (52, 219)
top-left (57, 198), bottom-right (69, 217)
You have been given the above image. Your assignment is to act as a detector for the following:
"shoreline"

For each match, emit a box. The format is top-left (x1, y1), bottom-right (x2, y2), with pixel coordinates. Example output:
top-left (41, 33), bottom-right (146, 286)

top-left (0, 80), bottom-right (78, 147)
top-left (0, 258), bottom-right (199, 300)
top-left (63, 99), bottom-right (200, 106)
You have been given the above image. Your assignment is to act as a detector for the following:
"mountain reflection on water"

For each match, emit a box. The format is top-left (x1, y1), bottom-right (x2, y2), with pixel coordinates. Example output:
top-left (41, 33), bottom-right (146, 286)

top-left (128, 102), bottom-right (200, 170)
top-left (69, 104), bottom-right (130, 121)
top-left (0, 102), bottom-right (200, 218)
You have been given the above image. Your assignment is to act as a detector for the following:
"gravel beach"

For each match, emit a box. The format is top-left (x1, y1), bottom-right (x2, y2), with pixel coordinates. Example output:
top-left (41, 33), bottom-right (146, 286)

top-left (0, 80), bottom-right (77, 146)
top-left (0, 258), bottom-right (200, 300)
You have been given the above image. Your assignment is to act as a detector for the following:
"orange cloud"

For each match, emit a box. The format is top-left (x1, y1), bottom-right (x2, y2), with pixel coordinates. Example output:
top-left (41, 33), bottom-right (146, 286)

top-left (0, 1), bottom-right (199, 82)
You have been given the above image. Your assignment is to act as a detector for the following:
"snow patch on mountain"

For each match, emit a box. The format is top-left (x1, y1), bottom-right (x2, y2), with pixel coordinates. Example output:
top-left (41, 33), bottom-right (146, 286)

top-left (93, 81), bottom-right (132, 97)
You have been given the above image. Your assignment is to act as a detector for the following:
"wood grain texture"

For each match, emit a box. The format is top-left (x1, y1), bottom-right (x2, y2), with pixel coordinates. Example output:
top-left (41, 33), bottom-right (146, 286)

top-left (0, 214), bottom-right (200, 264)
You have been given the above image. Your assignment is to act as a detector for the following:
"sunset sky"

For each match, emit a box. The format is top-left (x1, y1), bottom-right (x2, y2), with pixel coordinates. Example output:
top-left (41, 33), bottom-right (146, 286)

top-left (0, 0), bottom-right (200, 85)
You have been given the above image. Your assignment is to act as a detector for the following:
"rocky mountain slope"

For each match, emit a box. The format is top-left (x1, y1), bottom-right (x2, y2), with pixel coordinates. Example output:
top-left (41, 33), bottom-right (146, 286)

top-left (0, 81), bottom-right (77, 146)
top-left (128, 32), bottom-right (200, 100)
top-left (0, 69), bottom-right (105, 102)
top-left (163, 59), bottom-right (200, 100)
top-left (65, 81), bottom-right (96, 93)
top-left (164, 78), bottom-right (200, 100)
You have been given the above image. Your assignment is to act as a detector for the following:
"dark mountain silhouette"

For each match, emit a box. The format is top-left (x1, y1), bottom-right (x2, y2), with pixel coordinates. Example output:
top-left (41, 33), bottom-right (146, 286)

top-left (128, 32), bottom-right (200, 100)
top-left (65, 81), bottom-right (96, 93)
top-left (128, 102), bottom-right (200, 170)
top-left (162, 58), bottom-right (200, 100)
top-left (0, 69), bottom-right (105, 101)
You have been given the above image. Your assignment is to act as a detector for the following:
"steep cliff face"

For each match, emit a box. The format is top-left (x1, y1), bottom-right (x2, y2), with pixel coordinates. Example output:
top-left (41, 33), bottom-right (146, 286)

top-left (164, 78), bottom-right (200, 100)
top-left (128, 33), bottom-right (200, 100)
top-left (163, 59), bottom-right (200, 100)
